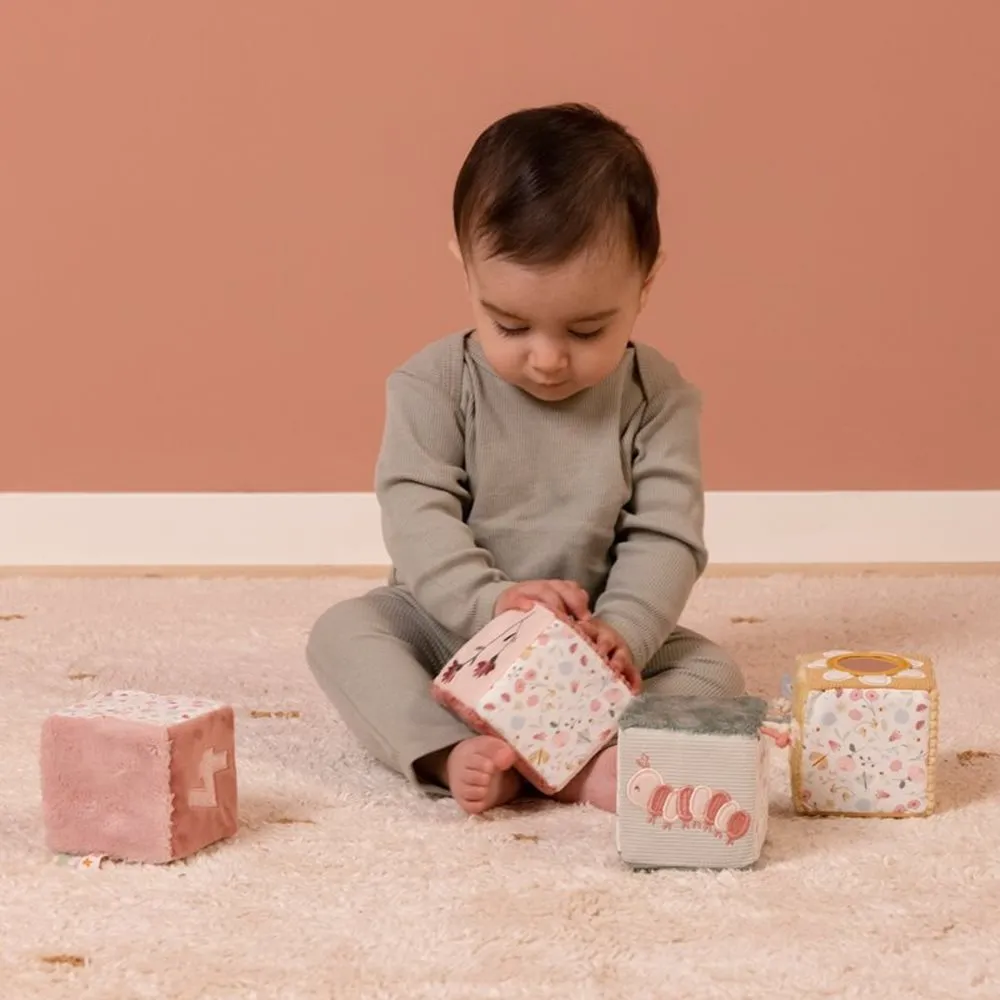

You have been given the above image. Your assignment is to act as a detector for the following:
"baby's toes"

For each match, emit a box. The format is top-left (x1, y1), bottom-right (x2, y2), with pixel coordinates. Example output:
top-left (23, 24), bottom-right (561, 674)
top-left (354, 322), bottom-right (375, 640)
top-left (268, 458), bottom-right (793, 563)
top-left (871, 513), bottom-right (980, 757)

top-left (464, 767), bottom-right (492, 788)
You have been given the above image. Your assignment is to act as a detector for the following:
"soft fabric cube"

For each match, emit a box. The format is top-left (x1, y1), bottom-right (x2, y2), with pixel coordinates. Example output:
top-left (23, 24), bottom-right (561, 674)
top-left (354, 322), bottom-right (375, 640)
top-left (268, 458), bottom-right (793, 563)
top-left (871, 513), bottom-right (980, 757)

top-left (432, 607), bottom-right (633, 793)
top-left (791, 650), bottom-right (938, 817)
top-left (41, 690), bottom-right (238, 863)
top-left (617, 695), bottom-right (770, 870)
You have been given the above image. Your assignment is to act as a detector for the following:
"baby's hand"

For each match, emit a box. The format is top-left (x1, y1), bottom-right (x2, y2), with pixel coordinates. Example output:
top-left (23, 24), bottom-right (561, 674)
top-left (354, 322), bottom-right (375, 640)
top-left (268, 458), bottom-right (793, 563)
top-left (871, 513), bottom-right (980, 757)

top-left (496, 580), bottom-right (591, 623)
top-left (575, 618), bottom-right (642, 694)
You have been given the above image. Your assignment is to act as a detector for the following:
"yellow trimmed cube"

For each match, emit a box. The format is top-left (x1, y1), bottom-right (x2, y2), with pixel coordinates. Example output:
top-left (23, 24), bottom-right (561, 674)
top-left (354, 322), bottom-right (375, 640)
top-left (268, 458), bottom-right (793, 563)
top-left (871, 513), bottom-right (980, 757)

top-left (791, 651), bottom-right (938, 818)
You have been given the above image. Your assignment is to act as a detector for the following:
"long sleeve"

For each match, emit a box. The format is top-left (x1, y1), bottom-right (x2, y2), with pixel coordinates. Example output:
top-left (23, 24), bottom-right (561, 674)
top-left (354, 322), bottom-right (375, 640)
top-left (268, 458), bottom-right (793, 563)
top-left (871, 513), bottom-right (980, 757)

top-left (375, 369), bottom-right (512, 639)
top-left (593, 378), bottom-right (708, 670)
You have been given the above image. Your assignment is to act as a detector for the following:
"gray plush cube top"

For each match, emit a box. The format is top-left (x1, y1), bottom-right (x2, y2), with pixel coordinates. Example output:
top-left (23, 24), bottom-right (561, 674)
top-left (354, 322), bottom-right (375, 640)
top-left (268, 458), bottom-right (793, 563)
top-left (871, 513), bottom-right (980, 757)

top-left (620, 695), bottom-right (767, 737)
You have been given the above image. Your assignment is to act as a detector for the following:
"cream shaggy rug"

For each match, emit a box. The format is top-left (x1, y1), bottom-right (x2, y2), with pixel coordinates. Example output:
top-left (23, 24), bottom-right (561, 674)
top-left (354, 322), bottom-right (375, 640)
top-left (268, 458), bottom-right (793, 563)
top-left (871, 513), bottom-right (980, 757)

top-left (1, 574), bottom-right (999, 1000)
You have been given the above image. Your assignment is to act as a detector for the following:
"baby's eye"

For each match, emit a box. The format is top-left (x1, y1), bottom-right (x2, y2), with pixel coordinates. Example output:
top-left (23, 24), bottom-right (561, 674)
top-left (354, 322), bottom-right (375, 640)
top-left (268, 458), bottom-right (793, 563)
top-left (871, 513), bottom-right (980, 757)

top-left (569, 327), bottom-right (605, 341)
top-left (494, 320), bottom-right (529, 337)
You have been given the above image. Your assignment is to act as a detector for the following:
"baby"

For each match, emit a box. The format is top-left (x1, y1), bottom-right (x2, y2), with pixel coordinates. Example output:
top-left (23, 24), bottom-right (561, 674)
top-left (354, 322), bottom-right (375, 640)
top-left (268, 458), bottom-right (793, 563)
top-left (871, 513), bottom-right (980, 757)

top-left (307, 103), bottom-right (744, 815)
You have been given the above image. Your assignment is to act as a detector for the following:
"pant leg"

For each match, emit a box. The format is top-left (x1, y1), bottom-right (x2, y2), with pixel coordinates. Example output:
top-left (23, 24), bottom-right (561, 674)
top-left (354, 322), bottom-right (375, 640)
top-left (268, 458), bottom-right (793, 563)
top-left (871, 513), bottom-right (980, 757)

top-left (306, 586), bottom-right (473, 791)
top-left (641, 625), bottom-right (745, 697)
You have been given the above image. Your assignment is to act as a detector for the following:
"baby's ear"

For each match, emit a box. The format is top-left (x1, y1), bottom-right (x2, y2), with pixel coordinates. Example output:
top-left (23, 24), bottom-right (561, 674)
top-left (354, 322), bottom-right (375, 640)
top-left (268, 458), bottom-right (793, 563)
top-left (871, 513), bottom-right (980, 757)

top-left (448, 238), bottom-right (471, 292)
top-left (639, 253), bottom-right (664, 312)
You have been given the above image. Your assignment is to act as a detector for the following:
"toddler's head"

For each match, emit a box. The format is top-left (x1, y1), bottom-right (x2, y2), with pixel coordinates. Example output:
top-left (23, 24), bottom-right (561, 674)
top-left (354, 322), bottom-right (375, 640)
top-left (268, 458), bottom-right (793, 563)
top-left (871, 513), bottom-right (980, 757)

top-left (453, 103), bottom-right (660, 401)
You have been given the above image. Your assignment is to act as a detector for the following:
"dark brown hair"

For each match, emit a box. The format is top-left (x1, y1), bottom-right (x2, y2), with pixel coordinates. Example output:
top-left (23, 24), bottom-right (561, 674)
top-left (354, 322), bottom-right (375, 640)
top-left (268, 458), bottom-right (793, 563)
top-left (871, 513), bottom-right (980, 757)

top-left (453, 103), bottom-right (660, 274)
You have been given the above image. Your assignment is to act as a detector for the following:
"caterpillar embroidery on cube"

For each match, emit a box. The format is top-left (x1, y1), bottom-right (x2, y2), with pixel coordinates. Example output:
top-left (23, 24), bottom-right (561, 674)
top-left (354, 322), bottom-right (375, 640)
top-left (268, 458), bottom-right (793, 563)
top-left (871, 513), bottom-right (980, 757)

top-left (616, 695), bottom-right (770, 869)
top-left (626, 761), bottom-right (753, 844)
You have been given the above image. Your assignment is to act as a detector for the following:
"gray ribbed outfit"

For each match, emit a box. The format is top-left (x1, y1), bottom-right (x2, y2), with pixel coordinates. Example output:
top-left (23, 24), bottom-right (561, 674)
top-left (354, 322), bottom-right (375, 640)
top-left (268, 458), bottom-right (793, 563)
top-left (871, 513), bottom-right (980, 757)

top-left (307, 332), bottom-right (743, 791)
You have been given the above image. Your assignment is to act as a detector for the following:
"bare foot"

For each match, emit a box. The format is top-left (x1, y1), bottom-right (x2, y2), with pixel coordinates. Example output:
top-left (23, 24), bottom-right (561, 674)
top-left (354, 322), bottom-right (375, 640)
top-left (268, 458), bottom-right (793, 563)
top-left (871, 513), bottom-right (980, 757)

top-left (445, 736), bottom-right (522, 815)
top-left (555, 745), bottom-right (618, 812)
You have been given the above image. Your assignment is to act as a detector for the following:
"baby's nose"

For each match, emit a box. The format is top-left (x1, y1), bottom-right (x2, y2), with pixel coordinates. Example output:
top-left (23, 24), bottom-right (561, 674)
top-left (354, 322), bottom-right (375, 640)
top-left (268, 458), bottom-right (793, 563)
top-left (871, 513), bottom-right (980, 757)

top-left (530, 344), bottom-right (568, 375)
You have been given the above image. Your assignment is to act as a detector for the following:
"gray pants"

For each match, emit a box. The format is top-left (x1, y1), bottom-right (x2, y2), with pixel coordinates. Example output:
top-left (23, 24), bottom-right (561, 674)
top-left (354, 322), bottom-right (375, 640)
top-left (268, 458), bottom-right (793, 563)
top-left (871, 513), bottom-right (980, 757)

top-left (306, 586), bottom-right (744, 792)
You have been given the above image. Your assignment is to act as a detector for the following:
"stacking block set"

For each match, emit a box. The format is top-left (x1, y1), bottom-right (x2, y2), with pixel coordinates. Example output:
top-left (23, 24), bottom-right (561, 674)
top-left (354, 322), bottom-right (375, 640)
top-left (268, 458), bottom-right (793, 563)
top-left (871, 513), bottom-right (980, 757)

top-left (40, 605), bottom-right (939, 870)
top-left (429, 606), bottom-right (940, 867)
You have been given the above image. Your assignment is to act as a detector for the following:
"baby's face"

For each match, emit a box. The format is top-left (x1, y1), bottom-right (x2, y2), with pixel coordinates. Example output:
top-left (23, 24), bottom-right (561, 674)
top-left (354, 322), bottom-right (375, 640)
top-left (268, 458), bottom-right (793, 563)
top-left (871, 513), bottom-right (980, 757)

top-left (463, 239), bottom-right (656, 402)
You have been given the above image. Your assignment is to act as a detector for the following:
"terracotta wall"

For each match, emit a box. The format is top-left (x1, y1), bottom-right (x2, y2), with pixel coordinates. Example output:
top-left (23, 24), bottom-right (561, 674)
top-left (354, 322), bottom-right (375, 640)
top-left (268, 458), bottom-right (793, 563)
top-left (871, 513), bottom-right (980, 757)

top-left (2, 2), bottom-right (998, 492)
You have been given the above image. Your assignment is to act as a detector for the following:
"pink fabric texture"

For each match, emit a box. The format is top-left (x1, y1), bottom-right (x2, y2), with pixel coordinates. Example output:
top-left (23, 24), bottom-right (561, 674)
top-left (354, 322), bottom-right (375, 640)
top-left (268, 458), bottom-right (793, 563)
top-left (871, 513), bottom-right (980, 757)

top-left (41, 693), bottom-right (238, 863)
top-left (169, 707), bottom-right (238, 860)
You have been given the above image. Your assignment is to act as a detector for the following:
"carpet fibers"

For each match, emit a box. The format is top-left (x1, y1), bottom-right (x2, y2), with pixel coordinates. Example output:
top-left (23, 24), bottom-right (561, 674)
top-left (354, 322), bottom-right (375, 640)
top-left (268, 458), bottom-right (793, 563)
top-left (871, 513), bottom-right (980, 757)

top-left (1, 574), bottom-right (998, 999)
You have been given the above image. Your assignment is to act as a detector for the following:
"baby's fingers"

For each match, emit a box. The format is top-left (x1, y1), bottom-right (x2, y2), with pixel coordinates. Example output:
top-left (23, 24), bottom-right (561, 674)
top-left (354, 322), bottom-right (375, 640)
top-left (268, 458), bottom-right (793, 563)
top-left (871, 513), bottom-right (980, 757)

top-left (506, 595), bottom-right (538, 613)
top-left (550, 581), bottom-right (591, 621)
top-left (524, 583), bottom-right (573, 620)
top-left (575, 621), bottom-right (615, 658)
top-left (624, 665), bottom-right (643, 694)
top-left (611, 651), bottom-right (642, 694)
top-left (595, 632), bottom-right (617, 658)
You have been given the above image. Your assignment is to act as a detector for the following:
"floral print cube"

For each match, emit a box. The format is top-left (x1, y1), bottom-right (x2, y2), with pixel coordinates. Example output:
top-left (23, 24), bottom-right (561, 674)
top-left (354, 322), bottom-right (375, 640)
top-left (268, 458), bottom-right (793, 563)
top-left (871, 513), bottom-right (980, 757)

top-left (617, 695), bottom-right (770, 870)
top-left (431, 607), bottom-right (633, 794)
top-left (791, 650), bottom-right (939, 818)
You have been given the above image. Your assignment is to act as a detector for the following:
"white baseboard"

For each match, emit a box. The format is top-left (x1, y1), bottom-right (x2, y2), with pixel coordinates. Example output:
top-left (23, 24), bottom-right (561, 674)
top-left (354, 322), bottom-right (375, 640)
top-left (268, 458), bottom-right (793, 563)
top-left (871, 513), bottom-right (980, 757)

top-left (1, 491), bottom-right (998, 568)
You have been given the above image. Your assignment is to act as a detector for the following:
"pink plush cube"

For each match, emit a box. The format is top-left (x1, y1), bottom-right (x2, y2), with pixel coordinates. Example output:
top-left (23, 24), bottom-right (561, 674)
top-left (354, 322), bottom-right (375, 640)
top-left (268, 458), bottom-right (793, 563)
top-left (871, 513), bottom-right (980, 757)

top-left (432, 607), bottom-right (634, 793)
top-left (41, 690), bottom-right (238, 863)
